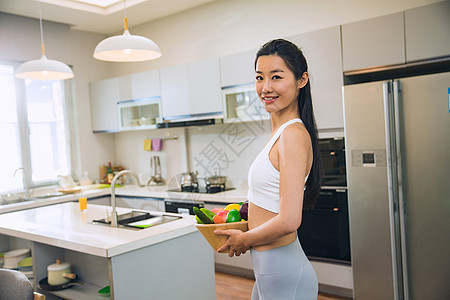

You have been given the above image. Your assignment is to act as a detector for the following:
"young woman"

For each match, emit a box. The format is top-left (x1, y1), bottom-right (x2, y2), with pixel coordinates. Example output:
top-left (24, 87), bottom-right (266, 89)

top-left (215, 39), bottom-right (322, 299)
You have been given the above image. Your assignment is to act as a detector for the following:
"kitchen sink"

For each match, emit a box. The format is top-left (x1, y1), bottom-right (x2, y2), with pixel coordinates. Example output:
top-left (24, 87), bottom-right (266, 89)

top-left (92, 211), bottom-right (182, 230)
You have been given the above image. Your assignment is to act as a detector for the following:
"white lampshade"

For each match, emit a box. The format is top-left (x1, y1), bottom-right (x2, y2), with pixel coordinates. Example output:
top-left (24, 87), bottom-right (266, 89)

top-left (15, 1), bottom-right (74, 81)
top-left (94, 29), bottom-right (161, 62)
top-left (15, 55), bottom-right (74, 80)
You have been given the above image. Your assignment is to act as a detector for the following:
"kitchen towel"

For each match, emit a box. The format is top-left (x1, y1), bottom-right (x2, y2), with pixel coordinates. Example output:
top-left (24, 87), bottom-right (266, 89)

top-left (152, 139), bottom-right (162, 151)
top-left (144, 139), bottom-right (152, 151)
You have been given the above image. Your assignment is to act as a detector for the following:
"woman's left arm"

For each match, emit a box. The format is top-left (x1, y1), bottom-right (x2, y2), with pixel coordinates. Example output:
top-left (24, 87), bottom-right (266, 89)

top-left (215, 125), bottom-right (312, 256)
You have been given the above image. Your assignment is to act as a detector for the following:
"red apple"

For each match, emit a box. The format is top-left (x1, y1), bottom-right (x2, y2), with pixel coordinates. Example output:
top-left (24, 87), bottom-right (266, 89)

top-left (211, 207), bottom-right (224, 215)
top-left (218, 210), bottom-right (229, 220)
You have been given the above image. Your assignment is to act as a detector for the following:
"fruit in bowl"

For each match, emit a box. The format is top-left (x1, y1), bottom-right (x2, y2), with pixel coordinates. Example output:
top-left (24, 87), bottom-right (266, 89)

top-left (193, 204), bottom-right (249, 253)
top-left (211, 207), bottom-right (224, 215)
top-left (194, 202), bottom-right (248, 225)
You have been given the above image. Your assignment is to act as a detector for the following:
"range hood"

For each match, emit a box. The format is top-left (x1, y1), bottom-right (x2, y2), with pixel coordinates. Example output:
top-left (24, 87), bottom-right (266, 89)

top-left (156, 111), bottom-right (223, 128)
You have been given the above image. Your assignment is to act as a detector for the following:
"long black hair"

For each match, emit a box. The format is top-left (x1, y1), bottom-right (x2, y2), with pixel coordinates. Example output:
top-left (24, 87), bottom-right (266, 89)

top-left (255, 38), bottom-right (322, 208)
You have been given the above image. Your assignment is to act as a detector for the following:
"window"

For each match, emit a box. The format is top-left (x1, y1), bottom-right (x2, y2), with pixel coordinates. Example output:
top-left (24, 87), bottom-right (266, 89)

top-left (0, 63), bottom-right (78, 194)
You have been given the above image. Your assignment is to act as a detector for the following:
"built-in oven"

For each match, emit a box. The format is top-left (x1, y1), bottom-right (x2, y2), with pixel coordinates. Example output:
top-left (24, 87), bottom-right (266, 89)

top-left (319, 137), bottom-right (346, 187)
top-left (164, 199), bottom-right (204, 215)
top-left (297, 137), bottom-right (351, 264)
top-left (298, 188), bottom-right (350, 264)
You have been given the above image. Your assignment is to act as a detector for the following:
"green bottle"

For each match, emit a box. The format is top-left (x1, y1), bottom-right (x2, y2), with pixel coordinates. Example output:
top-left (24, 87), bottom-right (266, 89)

top-left (106, 162), bottom-right (114, 184)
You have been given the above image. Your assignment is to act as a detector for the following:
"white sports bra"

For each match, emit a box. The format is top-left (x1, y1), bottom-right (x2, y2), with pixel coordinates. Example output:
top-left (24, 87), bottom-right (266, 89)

top-left (247, 118), bottom-right (308, 213)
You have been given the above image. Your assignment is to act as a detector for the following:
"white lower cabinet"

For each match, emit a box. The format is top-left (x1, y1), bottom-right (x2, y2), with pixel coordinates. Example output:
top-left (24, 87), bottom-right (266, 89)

top-left (0, 235), bottom-right (107, 300)
top-left (88, 196), bottom-right (165, 212)
top-left (1, 232), bottom-right (214, 299)
top-left (33, 243), bottom-right (109, 300)
top-left (0, 206), bottom-right (215, 299)
top-left (0, 235), bottom-right (32, 257)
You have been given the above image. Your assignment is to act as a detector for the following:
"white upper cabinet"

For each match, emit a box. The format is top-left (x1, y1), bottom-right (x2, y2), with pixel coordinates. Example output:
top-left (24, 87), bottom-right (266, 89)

top-left (342, 13), bottom-right (405, 71)
top-left (219, 49), bottom-right (256, 87)
top-left (405, 1), bottom-right (450, 62)
top-left (288, 26), bottom-right (344, 130)
top-left (220, 49), bottom-right (269, 123)
top-left (160, 57), bottom-right (222, 119)
top-left (118, 69), bottom-right (160, 101)
top-left (89, 78), bottom-right (120, 132)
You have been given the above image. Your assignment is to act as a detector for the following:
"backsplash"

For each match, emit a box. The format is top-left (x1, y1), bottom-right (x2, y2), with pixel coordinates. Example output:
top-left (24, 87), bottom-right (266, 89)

top-left (114, 127), bottom-right (187, 186)
top-left (188, 120), bottom-right (271, 189)
top-left (114, 120), bottom-right (272, 190)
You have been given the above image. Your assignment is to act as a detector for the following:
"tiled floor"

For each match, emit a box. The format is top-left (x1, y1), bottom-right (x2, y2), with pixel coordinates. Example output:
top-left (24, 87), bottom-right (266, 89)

top-left (215, 272), bottom-right (351, 300)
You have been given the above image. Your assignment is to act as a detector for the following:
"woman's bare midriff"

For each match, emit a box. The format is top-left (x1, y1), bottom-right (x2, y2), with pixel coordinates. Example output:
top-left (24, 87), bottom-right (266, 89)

top-left (248, 202), bottom-right (297, 251)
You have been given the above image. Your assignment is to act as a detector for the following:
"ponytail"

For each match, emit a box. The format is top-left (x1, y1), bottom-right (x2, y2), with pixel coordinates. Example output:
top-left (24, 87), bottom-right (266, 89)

top-left (298, 81), bottom-right (321, 208)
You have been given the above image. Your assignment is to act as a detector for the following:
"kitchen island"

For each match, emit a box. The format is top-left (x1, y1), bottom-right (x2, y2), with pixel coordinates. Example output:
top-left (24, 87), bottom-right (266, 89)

top-left (0, 202), bottom-right (215, 299)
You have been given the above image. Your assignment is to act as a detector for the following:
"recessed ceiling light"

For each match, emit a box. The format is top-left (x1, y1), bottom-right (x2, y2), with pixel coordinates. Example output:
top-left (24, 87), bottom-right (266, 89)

top-left (71, 0), bottom-right (122, 8)
top-left (38, 0), bottom-right (147, 15)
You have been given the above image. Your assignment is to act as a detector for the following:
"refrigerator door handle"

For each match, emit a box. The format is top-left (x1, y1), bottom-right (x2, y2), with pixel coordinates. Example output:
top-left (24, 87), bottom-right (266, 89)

top-left (393, 80), bottom-right (409, 300)
top-left (383, 80), bottom-right (403, 300)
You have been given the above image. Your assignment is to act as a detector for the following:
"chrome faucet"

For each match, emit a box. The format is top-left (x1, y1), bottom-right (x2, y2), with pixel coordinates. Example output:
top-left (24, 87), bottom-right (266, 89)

top-left (13, 167), bottom-right (30, 199)
top-left (110, 170), bottom-right (142, 227)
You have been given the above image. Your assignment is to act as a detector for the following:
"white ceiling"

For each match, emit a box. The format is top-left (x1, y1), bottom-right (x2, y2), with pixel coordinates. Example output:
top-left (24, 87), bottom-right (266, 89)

top-left (0, 0), bottom-right (217, 35)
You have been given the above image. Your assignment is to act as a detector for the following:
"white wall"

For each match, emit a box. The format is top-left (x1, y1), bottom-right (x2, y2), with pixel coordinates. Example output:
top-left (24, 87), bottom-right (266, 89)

top-left (114, 127), bottom-right (187, 186)
top-left (187, 121), bottom-right (272, 188)
top-left (0, 12), bottom-right (115, 180)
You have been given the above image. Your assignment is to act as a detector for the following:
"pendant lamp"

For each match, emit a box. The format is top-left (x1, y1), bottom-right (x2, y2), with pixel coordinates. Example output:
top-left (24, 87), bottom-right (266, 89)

top-left (15, 1), bottom-right (74, 80)
top-left (93, 1), bottom-right (161, 62)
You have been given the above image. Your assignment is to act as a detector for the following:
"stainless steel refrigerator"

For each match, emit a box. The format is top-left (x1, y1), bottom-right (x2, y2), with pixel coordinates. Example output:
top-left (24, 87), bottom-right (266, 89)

top-left (343, 71), bottom-right (450, 300)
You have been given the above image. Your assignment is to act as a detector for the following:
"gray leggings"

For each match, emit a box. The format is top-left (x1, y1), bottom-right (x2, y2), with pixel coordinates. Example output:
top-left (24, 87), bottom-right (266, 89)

top-left (250, 238), bottom-right (318, 300)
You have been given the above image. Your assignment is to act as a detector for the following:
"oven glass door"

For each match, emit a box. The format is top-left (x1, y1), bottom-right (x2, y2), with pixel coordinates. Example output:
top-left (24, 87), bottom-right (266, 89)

top-left (298, 189), bottom-right (350, 264)
top-left (319, 138), bottom-right (347, 187)
top-left (164, 200), bottom-right (204, 215)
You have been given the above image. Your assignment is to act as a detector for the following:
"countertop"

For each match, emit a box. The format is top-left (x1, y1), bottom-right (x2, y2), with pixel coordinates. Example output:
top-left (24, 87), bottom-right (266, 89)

top-left (0, 202), bottom-right (197, 257)
top-left (0, 184), bottom-right (248, 214)
top-left (0, 188), bottom-right (109, 214)
top-left (115, 185), bottom-right (248, 203)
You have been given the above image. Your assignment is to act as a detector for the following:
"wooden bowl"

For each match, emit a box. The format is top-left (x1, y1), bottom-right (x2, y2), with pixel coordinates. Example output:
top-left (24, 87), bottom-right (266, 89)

top-left (195, 221), bottom-right (248, 253)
